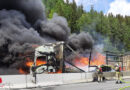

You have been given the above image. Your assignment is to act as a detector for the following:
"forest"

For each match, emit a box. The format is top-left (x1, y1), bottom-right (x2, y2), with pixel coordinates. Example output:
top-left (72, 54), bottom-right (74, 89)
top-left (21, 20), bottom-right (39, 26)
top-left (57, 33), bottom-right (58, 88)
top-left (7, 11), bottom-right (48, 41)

top-left (42, 0), bottom-right (130, 53)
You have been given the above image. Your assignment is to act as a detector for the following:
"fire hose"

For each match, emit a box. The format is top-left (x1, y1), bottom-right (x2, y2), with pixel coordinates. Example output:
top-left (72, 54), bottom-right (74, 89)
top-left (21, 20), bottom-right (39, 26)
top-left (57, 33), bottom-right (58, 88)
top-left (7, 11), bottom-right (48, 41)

top-left (118, 76), bottom-right (130, 90)
top-left (120, 77), bottom-right (130, 83)
top-left (118, 86), bottom-right (130, 90)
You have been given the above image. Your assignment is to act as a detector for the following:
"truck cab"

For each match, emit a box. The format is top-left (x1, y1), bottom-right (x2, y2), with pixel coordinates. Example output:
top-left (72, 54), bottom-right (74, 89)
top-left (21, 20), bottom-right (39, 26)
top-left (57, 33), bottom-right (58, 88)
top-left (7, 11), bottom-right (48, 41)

top-left (30, 42), bottom-right (64, 74)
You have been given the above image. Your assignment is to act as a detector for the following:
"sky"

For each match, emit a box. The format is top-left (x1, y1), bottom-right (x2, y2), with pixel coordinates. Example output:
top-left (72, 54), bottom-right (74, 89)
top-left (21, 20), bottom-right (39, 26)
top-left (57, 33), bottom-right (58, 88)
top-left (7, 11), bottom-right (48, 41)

top-left (65, 0), bottom-right (130, 16)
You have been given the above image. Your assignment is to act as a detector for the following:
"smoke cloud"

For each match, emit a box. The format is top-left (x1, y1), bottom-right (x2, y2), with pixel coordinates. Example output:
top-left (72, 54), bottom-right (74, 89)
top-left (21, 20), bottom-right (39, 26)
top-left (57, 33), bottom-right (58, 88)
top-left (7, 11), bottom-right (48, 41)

top-left (38, 13), bottom-right (70, 41)
top-left (68, 32), bottom-right (94, 51)
top-left (0, 0), bottom-right (94, 74)
top-left (0, 0), bottom-right (46, 25)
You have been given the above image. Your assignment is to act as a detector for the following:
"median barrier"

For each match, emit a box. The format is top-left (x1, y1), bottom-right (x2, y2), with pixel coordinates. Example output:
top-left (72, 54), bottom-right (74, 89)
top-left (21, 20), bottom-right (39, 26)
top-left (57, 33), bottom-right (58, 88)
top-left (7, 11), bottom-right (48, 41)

top-left (0, 75), bottom-right (27, 88)
top-left (0, 71), bottom-right (130, 89)
top-left (122, 71), bottom-right (130, 78)
top-left (37, 74), bottom-right (63, 86)
top-left (62, 73), bottom-right (83, 83)
top-left (103, 71), bottom-right (130, 80)
top-left (85, 73), bottom-right (94, 82)
top-left (103, 72), bottom-right (115, 80)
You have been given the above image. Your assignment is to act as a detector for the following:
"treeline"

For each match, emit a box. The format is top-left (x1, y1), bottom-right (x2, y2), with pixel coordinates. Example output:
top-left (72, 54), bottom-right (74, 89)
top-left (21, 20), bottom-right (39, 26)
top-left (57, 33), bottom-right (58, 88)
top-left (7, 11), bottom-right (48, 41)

top-left (42, 0), bottom-right (130, 52)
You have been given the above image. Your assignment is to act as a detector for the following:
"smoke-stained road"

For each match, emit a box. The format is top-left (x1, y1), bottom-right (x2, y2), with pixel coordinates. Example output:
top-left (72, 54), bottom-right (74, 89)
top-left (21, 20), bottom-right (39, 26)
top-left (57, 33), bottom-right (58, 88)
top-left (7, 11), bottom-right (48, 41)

top-left (19, 79), bottom-right (130, 90)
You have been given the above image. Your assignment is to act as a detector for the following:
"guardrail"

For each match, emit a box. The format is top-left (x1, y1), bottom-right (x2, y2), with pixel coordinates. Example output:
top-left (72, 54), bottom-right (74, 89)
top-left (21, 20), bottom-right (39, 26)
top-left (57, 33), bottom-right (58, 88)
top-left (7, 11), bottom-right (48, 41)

top-left (0, 71), bottom-right (130, 89)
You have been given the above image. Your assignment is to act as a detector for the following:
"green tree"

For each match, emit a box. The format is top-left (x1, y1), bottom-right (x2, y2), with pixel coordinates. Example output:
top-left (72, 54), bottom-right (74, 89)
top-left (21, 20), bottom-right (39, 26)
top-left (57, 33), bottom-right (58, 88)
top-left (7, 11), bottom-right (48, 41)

top-left (42, 0), bottom-right (130, 51)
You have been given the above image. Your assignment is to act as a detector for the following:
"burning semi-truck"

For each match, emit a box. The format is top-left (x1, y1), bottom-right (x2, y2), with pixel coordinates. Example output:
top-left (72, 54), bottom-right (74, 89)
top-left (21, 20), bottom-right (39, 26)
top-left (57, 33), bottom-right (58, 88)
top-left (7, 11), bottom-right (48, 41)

top-left (29, 41), bottom-right (107, 75)
top-left (0, 42), bottom-right (110, 87)
top-left (29, 41), bottom-right (87, 83)
top-left (29, 42), bottom-right (66, 83)
top-left (30, 42), bottom-right (65, 75)
top-left (30, 41), bottom-right (84, 75)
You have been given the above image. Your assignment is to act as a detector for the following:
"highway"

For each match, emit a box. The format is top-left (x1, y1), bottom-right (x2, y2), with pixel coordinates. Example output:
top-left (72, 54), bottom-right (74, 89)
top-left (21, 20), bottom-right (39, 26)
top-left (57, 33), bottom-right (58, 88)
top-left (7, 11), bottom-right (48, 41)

top-left (20, 79), bottom-right (130, 90)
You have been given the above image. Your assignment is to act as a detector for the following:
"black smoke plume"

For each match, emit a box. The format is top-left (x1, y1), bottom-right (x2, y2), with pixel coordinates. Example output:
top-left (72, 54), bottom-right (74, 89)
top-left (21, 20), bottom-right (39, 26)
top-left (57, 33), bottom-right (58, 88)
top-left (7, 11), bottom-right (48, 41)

top-left (0, 0), bottom-right (46, 25)
top-left (68, 32), bottom-right (94, 51)
top-left (0, 0), bottom-right (94, 74)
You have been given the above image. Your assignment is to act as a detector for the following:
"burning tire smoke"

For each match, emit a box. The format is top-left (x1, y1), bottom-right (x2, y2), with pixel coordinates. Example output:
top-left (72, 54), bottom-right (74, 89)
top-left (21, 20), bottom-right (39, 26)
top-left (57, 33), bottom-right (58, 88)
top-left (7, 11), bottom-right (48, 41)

top-left (68, 32), bottom-right (94, 51)
top-left (0, 0), bottom-right (94, 74)
top-left (0, 0), bottom-right (46, 25)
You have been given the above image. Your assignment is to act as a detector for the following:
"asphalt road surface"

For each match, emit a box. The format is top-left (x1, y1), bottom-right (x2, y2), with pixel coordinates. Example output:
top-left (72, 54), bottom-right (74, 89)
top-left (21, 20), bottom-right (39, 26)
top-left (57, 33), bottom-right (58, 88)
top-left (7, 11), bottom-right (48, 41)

top-left (20, 79), bottom-right (130, 90)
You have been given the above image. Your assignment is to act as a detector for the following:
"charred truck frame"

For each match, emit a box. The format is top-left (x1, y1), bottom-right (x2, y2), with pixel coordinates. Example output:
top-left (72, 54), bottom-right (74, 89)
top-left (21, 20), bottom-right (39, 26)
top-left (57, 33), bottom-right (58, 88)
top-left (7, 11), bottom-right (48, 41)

top-left (30, 42), bottom-right (86, 83)
top-left (31, 42), bottom-right (65, 75)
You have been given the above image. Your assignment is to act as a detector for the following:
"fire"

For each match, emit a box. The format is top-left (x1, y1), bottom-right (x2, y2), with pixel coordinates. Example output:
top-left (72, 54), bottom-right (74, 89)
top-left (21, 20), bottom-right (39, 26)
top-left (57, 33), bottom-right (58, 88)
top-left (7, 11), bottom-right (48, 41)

top-left (36, 59), bottom-right (47, 66)
top-left (74, 52), bottom-right (106, 67)
top-left (19, 57), bottom-right (62, 74)
top-left (19, 68), bottom-right (27, 74)
top-left (80, 57), bottom-right (89, 66)
top-left (26, 61), bottom-right (34, 67)
top-left (19, 57), bottom-right (47, 74)
top-left (26, 59), bottom-right (47, 67)
top-left (56, 70), bottom-right (62, 73)
top-left (91, 52), bottom-right (105, 65)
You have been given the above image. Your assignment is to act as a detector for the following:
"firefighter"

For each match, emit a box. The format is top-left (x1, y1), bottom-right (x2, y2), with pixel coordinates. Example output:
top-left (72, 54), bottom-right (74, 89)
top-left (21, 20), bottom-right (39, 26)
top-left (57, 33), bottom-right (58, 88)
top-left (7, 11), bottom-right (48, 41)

top-left (115, 63), bottom-right (122, 84)
top-left (97, 65), bottom-right (103, 82)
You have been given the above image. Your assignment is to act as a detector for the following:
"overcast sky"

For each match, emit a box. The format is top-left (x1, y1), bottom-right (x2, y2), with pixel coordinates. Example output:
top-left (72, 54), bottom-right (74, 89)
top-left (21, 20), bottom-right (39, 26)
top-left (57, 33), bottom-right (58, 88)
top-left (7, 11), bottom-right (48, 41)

top-left (65, 0), bottom-right (130, 16)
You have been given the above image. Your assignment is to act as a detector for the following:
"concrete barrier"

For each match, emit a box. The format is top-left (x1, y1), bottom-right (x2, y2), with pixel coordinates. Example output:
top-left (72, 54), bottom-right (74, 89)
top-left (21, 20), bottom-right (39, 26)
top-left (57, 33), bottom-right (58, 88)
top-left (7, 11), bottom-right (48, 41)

top-left (85, 73), bottom-right (94, 82)
top-left (0, 75), bottom-right (27, 88)
top-left (102, 72), bottom-right (115, 79)
top-left (37, 74), bottom-right (63, 86)
top-left (102, 71), bottom-right (130, 80)
top-left (62, 73), bottom-right (82, 82)
top-left (123, 71), bottom-right (130, 76)
top-left (0, 71), bottom-right (130, 89)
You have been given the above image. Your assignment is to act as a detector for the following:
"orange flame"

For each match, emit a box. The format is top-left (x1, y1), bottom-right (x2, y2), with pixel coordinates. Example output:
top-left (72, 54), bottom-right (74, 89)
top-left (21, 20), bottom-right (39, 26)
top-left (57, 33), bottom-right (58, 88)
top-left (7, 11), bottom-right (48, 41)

top-left (56, 70), bottom-right (62, 73)
top-left (36, 59), bottom-right (47, 66)
top-left (19, 68), bottom-right (27, 74)
top-left (19, 57), bottom-right (47, 74)
top-left (26, 59), bottom-right (47, 67)
top-left (74, 52), bottom-right (105, 67)
top-left (19, 57), bottom-right (62, 74)
top-left (26, 61), bottom-right (34, 67)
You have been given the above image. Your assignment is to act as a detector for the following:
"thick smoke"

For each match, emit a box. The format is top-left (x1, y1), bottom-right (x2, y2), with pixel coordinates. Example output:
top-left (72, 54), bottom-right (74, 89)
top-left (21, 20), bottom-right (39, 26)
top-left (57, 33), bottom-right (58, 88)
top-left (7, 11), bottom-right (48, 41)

top-left (65, 32), bottom-right (94, 63)
top-left (38, 13), bottom-right (70, 41)
top-left (0, 0), bottom-right (94, 74)
top-left (0, 0), bottom-right (70, 71)
top-left (68, 32), bottom-right (94, 51)
top-left (0, 0), bottom-right (46, 25)
top-left (0, 10), bottom-right (44, 45)
top-left (0, 10), bottom-right (44, 67)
